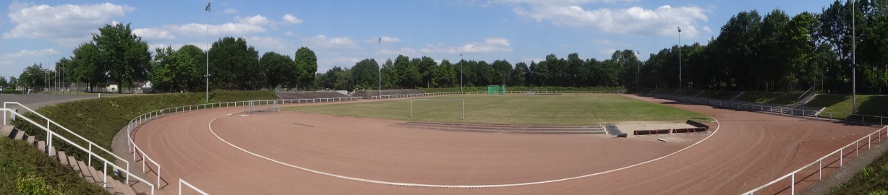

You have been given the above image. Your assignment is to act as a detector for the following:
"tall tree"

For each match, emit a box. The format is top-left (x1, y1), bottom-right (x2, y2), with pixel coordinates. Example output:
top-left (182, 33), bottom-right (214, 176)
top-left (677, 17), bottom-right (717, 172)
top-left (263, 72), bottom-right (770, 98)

top-left (294, 47), bottom-right (318, 90)
top-left (260, 51), bottom-right (295, 89)
top-left (92, 23), bottom-right (151, 93)
top-left (209, 37), bottom-right (260, 90)
top-left (70, 42), bottom-right (105, 91)
top-left (350, 59), bottom-right (379, 89)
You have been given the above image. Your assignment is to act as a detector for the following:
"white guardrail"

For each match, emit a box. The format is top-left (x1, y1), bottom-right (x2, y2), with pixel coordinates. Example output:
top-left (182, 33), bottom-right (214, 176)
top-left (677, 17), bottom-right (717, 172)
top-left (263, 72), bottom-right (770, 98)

top-left (127, 97), bottom-right (364, 194)
top-left (648, 95), bottom-right (888, 194)
top-left (1, 106), bottom-right (155, 195)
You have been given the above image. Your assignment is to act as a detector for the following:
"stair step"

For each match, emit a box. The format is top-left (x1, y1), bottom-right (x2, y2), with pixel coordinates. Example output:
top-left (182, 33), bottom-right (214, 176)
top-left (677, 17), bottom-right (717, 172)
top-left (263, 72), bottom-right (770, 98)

top-left (79, 160), bottom-right (100, 184)
top-left (57, 151), bottom-right (69, 166)
top-left (0, 125), bottom-right (12, 137)
top-left (12, 129), bottom-right (25, 140)
top-left (26, 135), bottom-right (35, 145)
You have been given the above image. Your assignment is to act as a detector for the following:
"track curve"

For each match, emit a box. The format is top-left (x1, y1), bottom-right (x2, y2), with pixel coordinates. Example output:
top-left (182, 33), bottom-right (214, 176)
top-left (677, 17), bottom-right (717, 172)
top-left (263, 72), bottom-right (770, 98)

top-left (133, 95), bottom-right (877, 194)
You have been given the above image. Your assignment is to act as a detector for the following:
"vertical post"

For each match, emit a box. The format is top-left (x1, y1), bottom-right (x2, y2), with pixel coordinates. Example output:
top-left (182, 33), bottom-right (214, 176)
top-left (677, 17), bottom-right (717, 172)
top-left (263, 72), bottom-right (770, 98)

top-left (206, 2), bottom-right (211, 103)
top-left (840, 148), bottom-right (844, 166)
top-left (103, 161), bottom-right (108, 189)
top-left (678, 26), bottom-right (682, 91)
top-left (410, 100), bottom-right (413, 118)
top-left (88, 144), bottom-right (92, 166)
top-left (819, 160), bottom-right (822, 180)
top-left (791, 173), bottom-right (795, 195)
top-left (157, 166), bottom-right (161, 189)
top-left (856, 141), bottom-right (859, 157)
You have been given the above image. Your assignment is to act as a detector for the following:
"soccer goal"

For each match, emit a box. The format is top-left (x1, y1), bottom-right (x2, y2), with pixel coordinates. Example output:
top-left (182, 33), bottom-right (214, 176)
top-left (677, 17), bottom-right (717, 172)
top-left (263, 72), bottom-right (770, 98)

top-left (410, 99), bottom-right (464, 120)
top-left (246, 100), bottom-right (280, 114)
top-left (488, 85), bottom-right (506, 95)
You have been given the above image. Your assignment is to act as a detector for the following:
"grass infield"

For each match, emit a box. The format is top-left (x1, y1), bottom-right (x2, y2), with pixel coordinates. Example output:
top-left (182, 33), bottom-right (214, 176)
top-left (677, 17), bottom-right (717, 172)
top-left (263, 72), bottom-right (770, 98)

top-left (283, 94), bottom-right (710, 125)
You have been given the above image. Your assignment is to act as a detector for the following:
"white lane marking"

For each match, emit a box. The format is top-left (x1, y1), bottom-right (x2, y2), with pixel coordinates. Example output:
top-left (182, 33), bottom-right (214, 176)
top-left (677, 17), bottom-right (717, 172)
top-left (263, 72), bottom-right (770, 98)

top-left (208, 113), bottom-right (721, 188)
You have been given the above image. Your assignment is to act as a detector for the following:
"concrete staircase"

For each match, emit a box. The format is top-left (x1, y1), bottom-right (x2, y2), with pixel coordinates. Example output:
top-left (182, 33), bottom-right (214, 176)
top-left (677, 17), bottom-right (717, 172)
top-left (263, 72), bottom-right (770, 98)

top-left (1, 125), bottom-right (136, 195)
top-left (797, 93), bottom-right (818, 107)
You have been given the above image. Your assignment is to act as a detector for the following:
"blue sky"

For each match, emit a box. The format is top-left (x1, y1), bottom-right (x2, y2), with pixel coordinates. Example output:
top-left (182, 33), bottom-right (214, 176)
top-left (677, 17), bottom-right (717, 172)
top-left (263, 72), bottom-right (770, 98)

top-left (0, 0), bottom-right (837, 79)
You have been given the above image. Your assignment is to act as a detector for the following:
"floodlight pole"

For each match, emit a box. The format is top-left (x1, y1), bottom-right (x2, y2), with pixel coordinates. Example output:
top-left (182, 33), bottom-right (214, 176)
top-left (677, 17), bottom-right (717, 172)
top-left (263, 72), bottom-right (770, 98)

top-left (852, 0), bottom-right (857, 113)
top-left (460, 53), bottom-right (463, 94)
top-left (205, 2), bottom-right (211, 103)
top-left (378, 38), bottom-right (381, 97)
top-left (677, 27), bottom-right (682, 91)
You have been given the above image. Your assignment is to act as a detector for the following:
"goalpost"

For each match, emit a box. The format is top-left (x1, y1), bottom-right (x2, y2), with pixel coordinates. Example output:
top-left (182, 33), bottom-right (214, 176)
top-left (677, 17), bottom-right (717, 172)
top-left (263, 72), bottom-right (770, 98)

top-left (487, 85), bottom-right (506, 95)
top-left (410, 99), bottom-right (464, 120)
top-left (246, 100), bottom-right (280, 114)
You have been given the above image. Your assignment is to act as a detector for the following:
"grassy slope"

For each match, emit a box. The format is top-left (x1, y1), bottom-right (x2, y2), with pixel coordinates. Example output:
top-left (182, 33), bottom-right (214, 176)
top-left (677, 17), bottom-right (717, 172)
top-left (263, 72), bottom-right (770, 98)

top-left (0, 137), bottom-right (109, 194)
top-left (284, 94), bottom-right (710, 125)
top-left (5, 91), bottom-right (276, 193)
top-left (418, 86), bottom-right (626, 93)
top-left (828, 142), bottom-right (888, 195)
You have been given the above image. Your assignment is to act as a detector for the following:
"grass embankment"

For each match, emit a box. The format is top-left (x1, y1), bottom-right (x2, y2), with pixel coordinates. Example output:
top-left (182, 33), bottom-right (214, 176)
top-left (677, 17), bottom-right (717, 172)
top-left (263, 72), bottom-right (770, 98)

top-left (696, 91), bottom-right (741, 100)
top-left (6, 91), bottom-right (276, 192)
top-left (418, 86), bottom-right (626, 93)
top-left (828, 143), bottom-right (888, 195)
top-left (733, 91), bottom-right (804, 105)
top-left (285, 94), bottom-right (709, 125)
top-left (1, 135), bottom-right (109, 194)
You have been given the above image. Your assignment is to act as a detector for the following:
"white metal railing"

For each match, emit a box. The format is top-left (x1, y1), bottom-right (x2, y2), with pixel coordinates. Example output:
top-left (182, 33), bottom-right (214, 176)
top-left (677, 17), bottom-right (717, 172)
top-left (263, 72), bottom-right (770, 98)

top-left (126, 97), bottom-right (366, 193)
top-left (742, 126), bottom-right (887, 195)
top-left (179, 179), bottom-right (209, 195)
top-left (645, 94), bottom-right (888, 194)
top-left (3, 102), bottom-right (131, 181)
top-left (1, 108), bottom-right (155, 195)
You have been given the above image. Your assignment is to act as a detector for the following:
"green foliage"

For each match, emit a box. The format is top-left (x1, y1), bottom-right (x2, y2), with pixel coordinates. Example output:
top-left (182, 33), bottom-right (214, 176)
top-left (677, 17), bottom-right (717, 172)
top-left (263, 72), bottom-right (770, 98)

top-left (93, 23), bottom-right (151, 93)
top-left (209, 37), bottom-right (261, 90)
top-left (351, 59), bottom-right (380, 90)
top-left (827, 145), bottom-right (888, 195)
top-left (294, 47), bottom-right (318, 90)
top-left (150, 45), bottom-right (207, 93)
top-left (0, 137), bottom-right (108, 195)
top-left (10, 91), bottom-right (275, 176)
top-left (259, 52), bottom-right (295, 89)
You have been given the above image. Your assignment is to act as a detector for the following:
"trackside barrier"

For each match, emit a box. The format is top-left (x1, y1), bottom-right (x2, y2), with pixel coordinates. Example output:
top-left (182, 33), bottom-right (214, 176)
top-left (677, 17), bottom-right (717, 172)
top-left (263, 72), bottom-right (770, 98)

top-left (1, 108), bottom-right (155, 195)
top-left (3, 102), bottom-right (132, 185)
top-left (179, 179), bottom-right (209, 195)
top-left (644, 94), bottom-right (888, 194)
top-left (652, 94), bottom-right (886, 126)
top-left (127, 97), bottom-right (365, 192)
top-left (742, 126), bottom-right (887, 195)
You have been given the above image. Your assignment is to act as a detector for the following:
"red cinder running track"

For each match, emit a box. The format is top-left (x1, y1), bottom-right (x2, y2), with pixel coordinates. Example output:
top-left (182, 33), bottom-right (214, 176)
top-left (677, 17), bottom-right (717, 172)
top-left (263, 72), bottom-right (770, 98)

top-left (133, 95), bottom-right (877, 194)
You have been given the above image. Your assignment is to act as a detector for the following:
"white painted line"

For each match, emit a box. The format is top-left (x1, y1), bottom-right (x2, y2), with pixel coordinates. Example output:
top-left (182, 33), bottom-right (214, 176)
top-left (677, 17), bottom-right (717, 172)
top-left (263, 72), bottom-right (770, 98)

top-left (208, 112), bottom-right (721, 188)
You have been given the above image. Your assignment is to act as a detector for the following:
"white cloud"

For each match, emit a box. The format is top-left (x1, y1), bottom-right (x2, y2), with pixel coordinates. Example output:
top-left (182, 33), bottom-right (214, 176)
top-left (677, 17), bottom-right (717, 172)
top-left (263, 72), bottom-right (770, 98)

top-left (133, 28), bottom-right (175, 40)
top-left (597, 48), bottom-right (618, 56)
top-left (326, 57), bottom-right (361, 67)
top-left (284, 31), bottom-right (295, 36)
top-left (224, 8), bottom-right (238, 14)
top-left (507, 1), bottom-right (709, 38)
top-left (302, 35), bottom-right (355, 48)
top-left (282, 14), bottom-right (303, 25)
top-left (420, 37), bottom-right (512, 54)
top-left (245, 36), bottom-right (291, 52)
top-left (236, 15), bottom-right (271, 26)
top-left (1, 48), bottom-right (60, 59)
top-left (3, 2), bottom-right (134, 45)
top-left (366, 36), bottom-right (401, 43)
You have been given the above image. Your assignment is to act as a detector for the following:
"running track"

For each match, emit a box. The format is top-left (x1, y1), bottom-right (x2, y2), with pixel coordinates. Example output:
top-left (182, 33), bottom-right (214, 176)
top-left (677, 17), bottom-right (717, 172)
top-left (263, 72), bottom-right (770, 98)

top-left (133, 95), bottom-right (878, 194)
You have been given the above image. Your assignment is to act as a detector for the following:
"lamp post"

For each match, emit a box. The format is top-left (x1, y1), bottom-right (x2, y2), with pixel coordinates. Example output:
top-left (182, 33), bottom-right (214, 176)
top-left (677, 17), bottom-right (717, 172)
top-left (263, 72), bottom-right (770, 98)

top-left (636, 51), bottom-right (640, 89)
top-left (205, 2), bottom-right (211, 103)
top-left (378, 37), bottom-right (381, 98)
top-left (460, 53), bottom-right (463, 94)
top-left (851, 0), bottom-right (857, 113)
top-left (677, 27), bottom-right (682, 91)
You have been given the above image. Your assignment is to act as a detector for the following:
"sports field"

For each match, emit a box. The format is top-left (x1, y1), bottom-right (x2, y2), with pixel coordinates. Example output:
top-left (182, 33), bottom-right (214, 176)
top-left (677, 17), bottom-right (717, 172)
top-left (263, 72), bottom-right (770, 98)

top-left (283, 94), bottom-right (710, 125)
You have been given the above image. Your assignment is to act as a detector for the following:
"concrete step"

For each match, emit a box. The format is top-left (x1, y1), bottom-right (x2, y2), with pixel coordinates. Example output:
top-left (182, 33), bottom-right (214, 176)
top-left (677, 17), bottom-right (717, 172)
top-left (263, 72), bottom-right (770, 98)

top-left (35, 141), bottom-right (56, 156)
top-left (0, 125), bottom-right (12, 137)
top-left (78, 160), bottom-right (100, 184)
top-left (25, 134), bottom-right (35, 145)
top-left (11, 129), bottom-right (25, 140)
top-left (57, 151), bottom-right (69, 166)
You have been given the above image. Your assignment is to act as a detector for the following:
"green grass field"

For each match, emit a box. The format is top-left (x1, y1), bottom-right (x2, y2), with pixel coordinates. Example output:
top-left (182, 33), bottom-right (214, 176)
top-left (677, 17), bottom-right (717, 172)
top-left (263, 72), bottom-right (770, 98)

top-left (283, 94), bottom-right (710, 125)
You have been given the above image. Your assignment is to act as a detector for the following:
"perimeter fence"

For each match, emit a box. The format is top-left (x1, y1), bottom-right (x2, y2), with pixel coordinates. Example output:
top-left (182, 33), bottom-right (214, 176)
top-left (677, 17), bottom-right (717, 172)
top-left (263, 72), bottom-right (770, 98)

top-left (647, 94), bottom-right (888, 194)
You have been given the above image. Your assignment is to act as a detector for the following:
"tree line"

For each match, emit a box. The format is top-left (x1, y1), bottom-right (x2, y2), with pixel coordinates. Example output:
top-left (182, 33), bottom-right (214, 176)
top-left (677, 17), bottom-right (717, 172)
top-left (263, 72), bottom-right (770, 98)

top-left (5, 0), bottom-right (886, 94)
top-left (642, 0), bottom-right (888, 93)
